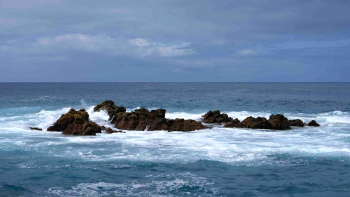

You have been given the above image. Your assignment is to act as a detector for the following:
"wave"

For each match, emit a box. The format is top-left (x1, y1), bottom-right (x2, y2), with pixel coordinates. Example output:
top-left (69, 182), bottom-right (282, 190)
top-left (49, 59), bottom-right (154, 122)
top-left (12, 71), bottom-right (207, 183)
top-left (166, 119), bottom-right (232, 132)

top-left (1, 106), bottom-right (350, 165)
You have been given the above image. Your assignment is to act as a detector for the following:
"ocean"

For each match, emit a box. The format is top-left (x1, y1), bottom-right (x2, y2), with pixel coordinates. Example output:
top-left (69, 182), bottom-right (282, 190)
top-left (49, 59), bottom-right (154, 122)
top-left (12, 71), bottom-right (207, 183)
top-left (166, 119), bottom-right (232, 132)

top-left (0, 82), bottom-right (350, 196)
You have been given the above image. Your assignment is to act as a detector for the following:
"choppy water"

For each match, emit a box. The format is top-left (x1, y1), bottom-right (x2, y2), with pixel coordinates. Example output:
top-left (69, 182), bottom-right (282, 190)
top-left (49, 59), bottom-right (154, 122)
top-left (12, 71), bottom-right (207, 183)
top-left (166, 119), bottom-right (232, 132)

top-left (1, 83), bottom-right (350, 197)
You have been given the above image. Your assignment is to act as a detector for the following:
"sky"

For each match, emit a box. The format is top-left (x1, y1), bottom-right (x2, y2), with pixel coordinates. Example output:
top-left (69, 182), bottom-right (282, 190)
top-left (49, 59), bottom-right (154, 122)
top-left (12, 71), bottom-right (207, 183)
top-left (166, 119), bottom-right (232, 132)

top-left (0, 0), bottom-right (350, 82)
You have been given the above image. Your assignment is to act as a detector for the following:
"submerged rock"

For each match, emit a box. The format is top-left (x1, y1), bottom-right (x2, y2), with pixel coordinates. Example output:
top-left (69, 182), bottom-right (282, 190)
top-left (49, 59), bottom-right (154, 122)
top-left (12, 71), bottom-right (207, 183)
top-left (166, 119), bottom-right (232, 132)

top-left (268, 114), bottom-right (290, 130)
top-left (308, 120), bottom-right (320, 127)
top-left (101, 126), bottom-right (124, 133)
top-left (47, 108), bottom-right (101, 136)
top-left (30, 127), bottom-right (42, 131)
top-left (203, 110), bottom-right (231, 123)
top-left (289, 119), bottom-right (305, 127)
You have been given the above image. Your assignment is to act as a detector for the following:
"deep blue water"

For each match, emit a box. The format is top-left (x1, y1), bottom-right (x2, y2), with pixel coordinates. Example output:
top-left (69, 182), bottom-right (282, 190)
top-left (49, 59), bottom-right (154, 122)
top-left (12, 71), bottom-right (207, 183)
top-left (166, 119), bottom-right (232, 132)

top-left (1, 83), bottom-right (350, 196)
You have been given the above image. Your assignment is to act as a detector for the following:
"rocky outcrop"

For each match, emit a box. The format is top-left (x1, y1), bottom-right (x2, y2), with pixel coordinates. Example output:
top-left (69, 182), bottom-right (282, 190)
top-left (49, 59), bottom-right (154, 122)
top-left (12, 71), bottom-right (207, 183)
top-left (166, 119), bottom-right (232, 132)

top-left (167, 119), bottom-right (207, 132)
top-left (30, 127), bottom-right (42, 131)
top-left (240, 116), bottom-right (271, 129)
top-left (289, 119), bottom-right (305, 127)
top-left (47, 108), bottom-right (101, 136)
top-left (224, 118), bottom-right (241, 128)
top-left (94, 100), bottom-right (126, 120)
top-left (308, 120), bottom-right (320, 127)
top-left (268, 114), bottom-right (290, 130)
top-left (95, 101), bottom-right (207, 132)
top-left (224, 114), bottom-right (292, 130)
top-left (203, 110), bottom-right (231, 123)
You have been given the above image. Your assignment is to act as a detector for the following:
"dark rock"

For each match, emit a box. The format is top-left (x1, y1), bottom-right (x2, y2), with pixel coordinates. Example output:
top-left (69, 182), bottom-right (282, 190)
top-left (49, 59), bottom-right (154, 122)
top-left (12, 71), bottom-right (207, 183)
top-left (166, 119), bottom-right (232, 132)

top-left (168, 118), bottom-right (208, 132)
top-left (224, 118), bottom-right (241, 128)
top-left (94, 100), bottom-right (126, 120)
top-left (150, 109), bottom-right (166, 119)
top-left (63, 122), bottom-right (101, 136)
top-left (148, 118), bottom-right (169, 131)
top-left (308, 120), bottom-right (320, 127)
top-left (101, 126), bottom-right (124, 133)
top-left (241, 116), bottom-right (271, 129)
top-left (93, 101), bottom-right (208, 132)
top-left (47, 108), bottom-right (101, 136)
top-left (289, 119), bottom-right (305, 127)
top-left (203, 110), bottom-right (231, 123)
top-left (30, 127), bottom-right (42, 131)
top-left (268, 114), bottom-right (290, 130)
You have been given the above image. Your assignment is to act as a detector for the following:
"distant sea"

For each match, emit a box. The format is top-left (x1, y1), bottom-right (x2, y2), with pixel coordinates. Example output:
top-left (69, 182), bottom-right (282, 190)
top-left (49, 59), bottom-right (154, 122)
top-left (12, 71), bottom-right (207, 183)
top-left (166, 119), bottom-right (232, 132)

top-left (1, 82), bottom-right (350, 197)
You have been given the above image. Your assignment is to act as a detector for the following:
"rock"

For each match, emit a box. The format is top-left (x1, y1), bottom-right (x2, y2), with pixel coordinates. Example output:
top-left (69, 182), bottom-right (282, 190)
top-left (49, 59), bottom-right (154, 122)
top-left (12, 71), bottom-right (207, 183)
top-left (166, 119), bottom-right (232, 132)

top-left (203, 110), bottom-right (231, 123)
top-left (268, 114), bottom-right (290, 130)
top-left (168, 118), bottom-right (208, 132)
top-left (148, 118), bottom-right (169, 131)
top-left (101, 126), bottom-right (124, 133)
top-left (94, 100), bottom-right (126, 120)
top-left (30, 127), bottom-right (42, 131)
top-left (289, 119), bottom-right (305, 127)
top-left (63, 122), bottom-right (101, 136)
top-left (47, 108), bottom-right (101, 136)
top-left (308, 120), bottom-right (320, 127)
top-left (240, 116), bottom-right (271, 129)
top-left (150, 109), bottom-right (166, 119)
top-left (93, 101), bottom-right (207, 132)
top-left (224, 118), bottom-right (241, 128)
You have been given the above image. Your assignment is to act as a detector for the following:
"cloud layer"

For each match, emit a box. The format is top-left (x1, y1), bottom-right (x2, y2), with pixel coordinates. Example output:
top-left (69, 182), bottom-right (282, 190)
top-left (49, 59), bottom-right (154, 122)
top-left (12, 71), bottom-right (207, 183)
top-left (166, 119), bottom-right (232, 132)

top-left (1, 0), bottom-right (350, 81)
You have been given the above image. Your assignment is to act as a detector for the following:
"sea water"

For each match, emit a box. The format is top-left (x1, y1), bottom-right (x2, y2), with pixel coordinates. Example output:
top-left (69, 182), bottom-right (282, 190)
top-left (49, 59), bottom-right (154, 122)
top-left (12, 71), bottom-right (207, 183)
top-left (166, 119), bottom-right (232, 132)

top-left (0, 83), bottom-right (350, 196)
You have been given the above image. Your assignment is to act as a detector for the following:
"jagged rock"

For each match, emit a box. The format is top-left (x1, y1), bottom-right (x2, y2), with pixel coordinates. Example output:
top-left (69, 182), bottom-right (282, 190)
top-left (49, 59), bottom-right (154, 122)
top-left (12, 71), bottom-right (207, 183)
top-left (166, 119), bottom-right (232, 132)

top-left (203, 110), bottom-right (232, 123)
top-left (63, 122), bottom-right (101, 135)
top-left (94, 100), bottom-right (126, 120)
top-left (224, 118), bottom-right (241, 128)
top-left (148, 118), bottom-right (169, 131)
top-left (30, 127), bottom-right (42, 131)
top-left (240, 116), bottom-right (271, 129)
top-left (308, 120), bottom-right (320, 127)
top-left (268, 114), bottom-right (290, 130)
top-left (101, 126), bottom-right (124, 133)
top-left (289, 119), bottom-right (305, 127)
top-left (94, 101), bottom-right (206, 132)
top-left (47, 108), bottom-right (101, 136)
top-left (168, 118), bottom-right (208, 132)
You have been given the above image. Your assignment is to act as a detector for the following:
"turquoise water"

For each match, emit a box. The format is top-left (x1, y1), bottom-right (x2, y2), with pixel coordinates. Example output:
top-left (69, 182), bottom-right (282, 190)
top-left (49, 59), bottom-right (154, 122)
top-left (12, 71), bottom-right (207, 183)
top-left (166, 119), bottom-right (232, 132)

top-left (1, 83), bottom-right (350, 196)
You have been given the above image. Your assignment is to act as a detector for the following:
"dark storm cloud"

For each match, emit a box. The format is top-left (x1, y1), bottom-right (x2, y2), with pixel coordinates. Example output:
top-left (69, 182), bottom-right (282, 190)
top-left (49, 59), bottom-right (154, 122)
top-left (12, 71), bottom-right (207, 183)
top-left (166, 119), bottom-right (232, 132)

top-left (0, 0), bottom-right (350, 81)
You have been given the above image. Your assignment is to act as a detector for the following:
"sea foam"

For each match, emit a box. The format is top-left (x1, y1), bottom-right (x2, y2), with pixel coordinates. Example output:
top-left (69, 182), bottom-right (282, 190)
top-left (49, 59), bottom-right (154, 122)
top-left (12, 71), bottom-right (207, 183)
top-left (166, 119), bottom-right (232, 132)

top-left (1, 106), bottom-right (350, 165)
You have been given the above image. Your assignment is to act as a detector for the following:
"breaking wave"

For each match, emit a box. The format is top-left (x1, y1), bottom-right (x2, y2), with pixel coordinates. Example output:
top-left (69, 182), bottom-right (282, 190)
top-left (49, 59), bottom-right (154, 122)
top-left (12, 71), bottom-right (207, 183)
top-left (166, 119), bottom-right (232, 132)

top-left (1, 106), bottom-right (350, 165)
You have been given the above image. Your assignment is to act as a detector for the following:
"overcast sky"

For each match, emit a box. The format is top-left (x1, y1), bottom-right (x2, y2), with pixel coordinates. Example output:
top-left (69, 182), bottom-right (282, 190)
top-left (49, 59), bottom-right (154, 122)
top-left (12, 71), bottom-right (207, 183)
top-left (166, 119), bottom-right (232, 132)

top-left (1, 0), bottom-right (349, 82)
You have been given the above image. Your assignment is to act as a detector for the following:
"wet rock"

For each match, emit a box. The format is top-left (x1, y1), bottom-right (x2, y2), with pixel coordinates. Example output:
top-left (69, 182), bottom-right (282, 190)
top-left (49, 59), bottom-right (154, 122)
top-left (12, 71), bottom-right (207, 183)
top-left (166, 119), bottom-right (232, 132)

top-left (101, 126), bottom-right (124, 133)
top-left (240, 116), bottom-right (271, 129)
top-left (94, 100), bottom-right (126, 120)
top-left (30, 127), bottom-right (42, 131)
top-left (63, 122), bottom-right (101, 136)
top-left (289, 119), bottom-right (305, 127)
top-left (308, 120), bottom-right (320, 127)
top-left (47, 108), bottom-right (101, 136)
top-left (203, 110), bottom-right (231, 123)
top-left (167, 118), bottom-right (208, 132)
top-left (268, 114), bottom-right (290, 130)
top-left (93, 101), bottom-right (208, 132)
top-left (224, 118), bottom-right (241, 128)
top-left (148, 118), bottom-right (169, 131)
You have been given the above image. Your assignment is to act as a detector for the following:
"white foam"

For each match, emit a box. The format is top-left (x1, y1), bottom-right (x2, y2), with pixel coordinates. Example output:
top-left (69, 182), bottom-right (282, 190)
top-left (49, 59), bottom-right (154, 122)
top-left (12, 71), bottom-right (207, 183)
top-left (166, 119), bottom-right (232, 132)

top-left (47, 172), bottom-right (218, 196)
top-left (1, 107), bottom-right (350, 165)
